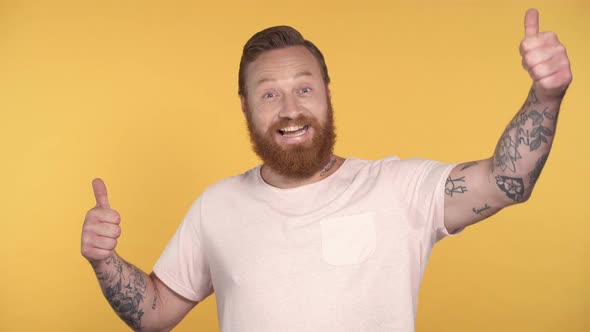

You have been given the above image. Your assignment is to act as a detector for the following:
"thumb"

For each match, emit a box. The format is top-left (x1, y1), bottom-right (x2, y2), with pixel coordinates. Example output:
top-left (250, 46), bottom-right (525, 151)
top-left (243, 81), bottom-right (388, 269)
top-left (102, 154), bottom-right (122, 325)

top-left (524, 8), bottom-right (539, 37)
top-left (92, 178), bottom-right (110, 208)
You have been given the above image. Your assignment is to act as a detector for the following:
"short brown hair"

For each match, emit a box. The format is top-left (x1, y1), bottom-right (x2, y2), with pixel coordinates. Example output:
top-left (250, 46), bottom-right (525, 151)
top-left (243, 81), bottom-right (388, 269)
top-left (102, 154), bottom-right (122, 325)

top-left (238, 26), bottom-right (331, 97)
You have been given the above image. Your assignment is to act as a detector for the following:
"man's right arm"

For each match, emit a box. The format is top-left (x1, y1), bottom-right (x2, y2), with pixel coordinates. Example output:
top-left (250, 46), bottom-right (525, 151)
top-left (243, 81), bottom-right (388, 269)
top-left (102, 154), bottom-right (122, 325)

top-left (82, 178), bottom-right (197, 332)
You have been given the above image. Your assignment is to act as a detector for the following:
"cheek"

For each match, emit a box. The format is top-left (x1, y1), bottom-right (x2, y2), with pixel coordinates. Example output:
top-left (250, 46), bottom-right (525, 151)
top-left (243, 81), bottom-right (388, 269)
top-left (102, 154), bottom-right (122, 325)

top-left (248, 111), bottom-right (274, 132)
top-left (309, 99), bottom-right (329, 120)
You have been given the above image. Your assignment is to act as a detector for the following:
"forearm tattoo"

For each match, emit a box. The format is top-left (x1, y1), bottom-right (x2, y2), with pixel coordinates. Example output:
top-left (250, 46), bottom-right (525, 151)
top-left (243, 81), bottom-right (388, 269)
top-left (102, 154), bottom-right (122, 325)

top-left (528, 153), bottom-right (549, 187)
top-left (493, 89), bottom-right (556, 173)
top-left (96, 256), bottom-right (147, 330)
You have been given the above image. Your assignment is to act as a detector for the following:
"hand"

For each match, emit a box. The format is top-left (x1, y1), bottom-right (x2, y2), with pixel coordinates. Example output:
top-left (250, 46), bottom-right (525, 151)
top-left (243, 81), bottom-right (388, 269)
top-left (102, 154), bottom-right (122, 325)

top-left (81, 178), bottom-right (122, 264)
top-left (520, 8), bottom-right (572, 100)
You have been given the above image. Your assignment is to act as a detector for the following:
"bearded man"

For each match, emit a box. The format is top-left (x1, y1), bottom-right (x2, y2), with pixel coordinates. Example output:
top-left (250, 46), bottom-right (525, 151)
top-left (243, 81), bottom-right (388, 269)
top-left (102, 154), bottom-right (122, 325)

top-left (81, 8), bottom-right (571, 332)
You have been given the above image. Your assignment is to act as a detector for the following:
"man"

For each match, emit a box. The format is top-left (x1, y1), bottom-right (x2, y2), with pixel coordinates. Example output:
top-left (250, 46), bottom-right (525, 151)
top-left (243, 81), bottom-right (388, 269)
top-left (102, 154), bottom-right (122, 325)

top-left (81, 8), bottom-right (571, 331)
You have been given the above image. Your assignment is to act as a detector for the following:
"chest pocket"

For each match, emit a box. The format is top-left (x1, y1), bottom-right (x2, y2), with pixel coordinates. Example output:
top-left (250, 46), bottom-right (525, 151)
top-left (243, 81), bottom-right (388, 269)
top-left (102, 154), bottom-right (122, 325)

top-left (320, 212), bottom-right (376, 266)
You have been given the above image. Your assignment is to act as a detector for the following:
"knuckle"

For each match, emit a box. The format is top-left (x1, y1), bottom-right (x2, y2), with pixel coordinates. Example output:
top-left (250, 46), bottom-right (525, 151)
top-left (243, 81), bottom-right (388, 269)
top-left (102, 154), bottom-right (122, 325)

top-left (523, 38), bottom-right (536, 50)
top-left (563, 71), bottom-right (573, 84)
top-left (81, 233), bottom-right (91, 245)
top-left (85, 209), bottom-right (96, 219)
top-left (532, 64), bottom-right (545, 78)
top-left (524, 53), bottom-right (535, 66)
top-left (555, 44), bottom-right (566, 55)
top-left (86, 210), bottom-right (102, 224)
top-left (543, 31), bottom-right (557, 40)
top-left (81, 248), bottom-right (95, 259)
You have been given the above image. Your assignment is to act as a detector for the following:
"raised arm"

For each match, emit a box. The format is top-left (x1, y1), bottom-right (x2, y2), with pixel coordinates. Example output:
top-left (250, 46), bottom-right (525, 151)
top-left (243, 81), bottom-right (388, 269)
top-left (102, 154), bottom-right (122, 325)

top-left (81, 179), bottom-right (197, 331)
top-left (443, 9), bottom-right (572, 234)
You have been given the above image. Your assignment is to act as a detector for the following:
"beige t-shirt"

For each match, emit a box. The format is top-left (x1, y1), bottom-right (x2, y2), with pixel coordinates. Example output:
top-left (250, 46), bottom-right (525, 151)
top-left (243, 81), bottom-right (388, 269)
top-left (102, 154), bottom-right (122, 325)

top-left (154, 157), bottom-right (458, 331)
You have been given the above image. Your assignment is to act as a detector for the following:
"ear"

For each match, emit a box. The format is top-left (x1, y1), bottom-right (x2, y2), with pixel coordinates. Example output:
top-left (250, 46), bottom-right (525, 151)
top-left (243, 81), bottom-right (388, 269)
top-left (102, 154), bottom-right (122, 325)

top-left (326, 87), bottom-right (332, 99)
top-left (240, 95), bottom-right (248, 117)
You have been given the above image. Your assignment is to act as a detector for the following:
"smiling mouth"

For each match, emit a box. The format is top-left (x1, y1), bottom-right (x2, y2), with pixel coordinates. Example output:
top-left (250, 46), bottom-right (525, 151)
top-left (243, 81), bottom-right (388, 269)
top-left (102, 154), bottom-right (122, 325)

top-left (278, 125), bottom-right (309, 137)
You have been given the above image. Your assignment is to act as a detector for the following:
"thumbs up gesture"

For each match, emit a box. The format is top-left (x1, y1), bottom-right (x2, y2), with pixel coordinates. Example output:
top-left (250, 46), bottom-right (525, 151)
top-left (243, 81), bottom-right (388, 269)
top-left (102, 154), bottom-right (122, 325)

top-left (520, 8), bottom-right (572, 99)
top-left (81, 179), bottom-right (122, 263)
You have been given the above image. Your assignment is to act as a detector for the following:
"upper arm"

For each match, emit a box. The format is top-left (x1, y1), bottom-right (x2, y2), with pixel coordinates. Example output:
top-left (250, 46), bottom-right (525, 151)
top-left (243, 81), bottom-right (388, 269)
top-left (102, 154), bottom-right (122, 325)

top-left (443, 158), bottom-right (514, 234)
top-left (147, 272), bottom-right (199, 332)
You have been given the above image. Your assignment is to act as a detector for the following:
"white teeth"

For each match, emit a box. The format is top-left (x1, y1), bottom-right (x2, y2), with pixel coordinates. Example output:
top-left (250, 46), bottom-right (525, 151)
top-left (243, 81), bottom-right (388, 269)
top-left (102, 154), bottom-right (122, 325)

top-left (289, 127), bottom-right (307, 137)
top-left (279, 125), bottom-right (308, 137)
top-left (281, 125), bottom-right (305, 133)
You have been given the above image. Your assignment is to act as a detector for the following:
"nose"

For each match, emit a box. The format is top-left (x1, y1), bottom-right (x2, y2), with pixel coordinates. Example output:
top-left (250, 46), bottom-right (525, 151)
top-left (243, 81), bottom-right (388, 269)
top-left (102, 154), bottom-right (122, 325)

top-left (278, 94), bottom-right (302, 119)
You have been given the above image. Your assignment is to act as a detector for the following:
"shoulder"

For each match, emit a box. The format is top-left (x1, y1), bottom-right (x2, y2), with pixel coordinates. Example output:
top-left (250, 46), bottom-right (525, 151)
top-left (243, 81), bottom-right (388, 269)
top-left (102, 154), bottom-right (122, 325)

top-left (360, 156), bottom-right (456, 187)
top-left (382, 157), bottom-right (452, 174)
top-left (342, 155), bottom-right (400, 172)
top-left (351, 155), bottom-right (441, 169)
top-left (351, 156), bottom-right (440, 175)
top-left (200, 165), bottom-right (262, 201)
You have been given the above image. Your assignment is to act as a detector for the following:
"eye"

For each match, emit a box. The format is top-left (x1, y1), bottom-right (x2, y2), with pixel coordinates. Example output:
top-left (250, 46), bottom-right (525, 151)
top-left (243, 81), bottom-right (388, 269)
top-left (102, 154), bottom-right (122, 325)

top-left (300, 87), bottom-right (312, 94)
top-left (263, 92), bottom-right (277, 99)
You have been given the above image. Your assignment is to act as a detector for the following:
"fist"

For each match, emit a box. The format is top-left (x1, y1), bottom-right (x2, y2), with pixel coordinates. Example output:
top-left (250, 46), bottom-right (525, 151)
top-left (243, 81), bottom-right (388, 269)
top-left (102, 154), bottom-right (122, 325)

top-left (81, 178), bottom-right (122, 263)
top-left (520, 8), bottom-right (572, 99)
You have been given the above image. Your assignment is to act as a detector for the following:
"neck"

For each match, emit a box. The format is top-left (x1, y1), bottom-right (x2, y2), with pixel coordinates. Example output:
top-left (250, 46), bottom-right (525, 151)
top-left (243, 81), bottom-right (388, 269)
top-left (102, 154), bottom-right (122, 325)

top-left (261, 155), bottom-right (345, 189)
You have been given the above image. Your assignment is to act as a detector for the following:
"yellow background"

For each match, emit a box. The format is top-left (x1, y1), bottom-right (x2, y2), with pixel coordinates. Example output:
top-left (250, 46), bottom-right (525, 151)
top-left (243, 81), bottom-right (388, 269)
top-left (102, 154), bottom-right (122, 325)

top-left (1, 0), bottom-right (588, 331)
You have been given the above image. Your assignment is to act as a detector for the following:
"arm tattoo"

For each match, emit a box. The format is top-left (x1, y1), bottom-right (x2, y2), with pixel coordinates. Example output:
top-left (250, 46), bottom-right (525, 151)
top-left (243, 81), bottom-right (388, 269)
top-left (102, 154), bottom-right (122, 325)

top-left (472, 204), bottom-right (492, 215)
top-left (445, 176), bottom-right (468, 197)
top-left (526, 109), bottom-right (554, 151)
top-left (528, 153), bottom-right (549, 187)
top-left (495, 175), bottom-right (525, 202)
top-left (495, 135), bottom-right (521, 173)
top-left (152, 284), bottom-right (159, 310)
top-left (493, 88), bottom-right (555, 173)
top-left (460, 162), bottom-right (478, 171)
top-left (98, 256), bottom-right (147, 329)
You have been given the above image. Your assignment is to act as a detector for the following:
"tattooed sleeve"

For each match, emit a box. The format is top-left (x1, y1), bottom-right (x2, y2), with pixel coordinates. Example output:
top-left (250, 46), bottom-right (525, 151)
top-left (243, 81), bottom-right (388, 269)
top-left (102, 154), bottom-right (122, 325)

top-left (491, 88), bottom-right (558, 202)
top-left (96, 256), bottom-right (148, 330)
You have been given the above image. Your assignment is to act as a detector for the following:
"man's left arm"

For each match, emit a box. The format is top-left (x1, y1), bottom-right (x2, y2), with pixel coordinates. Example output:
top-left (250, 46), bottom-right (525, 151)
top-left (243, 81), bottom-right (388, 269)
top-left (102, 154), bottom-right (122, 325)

top-left (443, 9), bottom-right (572, 234)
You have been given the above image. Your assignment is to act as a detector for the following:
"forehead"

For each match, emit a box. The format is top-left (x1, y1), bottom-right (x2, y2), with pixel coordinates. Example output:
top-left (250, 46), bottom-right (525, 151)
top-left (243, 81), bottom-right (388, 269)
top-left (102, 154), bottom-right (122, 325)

top-left (245, 45), bottom-right (323, 83)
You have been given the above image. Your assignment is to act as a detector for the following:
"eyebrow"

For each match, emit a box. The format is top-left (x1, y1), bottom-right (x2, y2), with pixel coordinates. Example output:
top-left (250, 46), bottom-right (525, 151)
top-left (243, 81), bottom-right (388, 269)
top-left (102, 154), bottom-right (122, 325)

top-left (255, 71), bottom-right (314, 87)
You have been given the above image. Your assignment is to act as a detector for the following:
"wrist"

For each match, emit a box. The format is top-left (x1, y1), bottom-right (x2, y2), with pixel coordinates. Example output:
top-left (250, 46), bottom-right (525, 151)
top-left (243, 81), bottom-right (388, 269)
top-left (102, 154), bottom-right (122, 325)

top-left (88, 252), bottom-right (116, 270)
top-left (532, 84), bottom-right (568, 105)
top-left (88, 258), bottom-right (105, 270)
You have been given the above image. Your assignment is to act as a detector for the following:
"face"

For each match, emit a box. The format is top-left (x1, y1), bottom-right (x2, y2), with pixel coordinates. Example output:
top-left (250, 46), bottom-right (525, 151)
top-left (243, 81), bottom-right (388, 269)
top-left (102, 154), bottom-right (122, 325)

top-left (241, 45), bottom-right (336, 179)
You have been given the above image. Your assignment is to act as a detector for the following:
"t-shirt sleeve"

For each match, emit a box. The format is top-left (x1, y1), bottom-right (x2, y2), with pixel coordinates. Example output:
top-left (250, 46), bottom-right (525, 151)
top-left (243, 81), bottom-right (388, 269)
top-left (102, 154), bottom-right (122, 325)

top-left (153, 196), bottom-right (214, 302)
top-left (391, 158), bottom-right (460, 245)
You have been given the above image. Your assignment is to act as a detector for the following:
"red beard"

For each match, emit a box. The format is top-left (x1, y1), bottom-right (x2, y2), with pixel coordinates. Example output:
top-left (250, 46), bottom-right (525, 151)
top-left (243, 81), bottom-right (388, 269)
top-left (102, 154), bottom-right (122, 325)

top-left (245, 102), bottom-right (336, 179)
